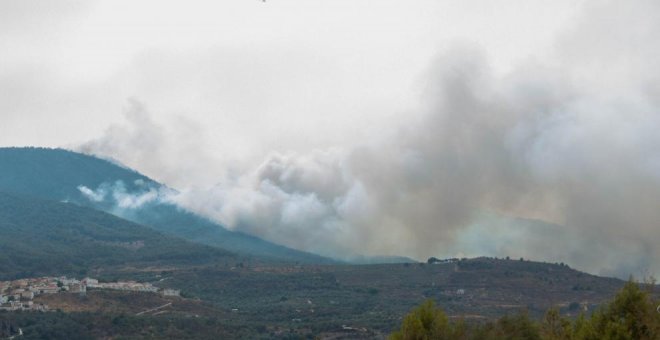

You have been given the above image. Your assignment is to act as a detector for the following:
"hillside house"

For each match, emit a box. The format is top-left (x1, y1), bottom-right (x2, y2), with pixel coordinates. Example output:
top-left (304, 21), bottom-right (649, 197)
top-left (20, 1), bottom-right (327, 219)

top-left (39, 285), bottom-right (59, 294)
top-left (161, 288), bottom-right (180, 297)
top-left (83, 278), bottom-right (99, 287)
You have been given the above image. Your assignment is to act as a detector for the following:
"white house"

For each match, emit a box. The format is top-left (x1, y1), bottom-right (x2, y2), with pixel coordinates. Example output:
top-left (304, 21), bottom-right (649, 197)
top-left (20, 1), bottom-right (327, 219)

top-left (161, 288), bottom-right (180, 297)
top-left (83, 278), bottom-right (99, 287)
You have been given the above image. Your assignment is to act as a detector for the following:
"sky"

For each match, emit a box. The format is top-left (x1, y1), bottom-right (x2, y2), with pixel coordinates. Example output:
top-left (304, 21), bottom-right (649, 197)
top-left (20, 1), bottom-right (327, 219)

top-left (2, 0), bottom-right (659, 278)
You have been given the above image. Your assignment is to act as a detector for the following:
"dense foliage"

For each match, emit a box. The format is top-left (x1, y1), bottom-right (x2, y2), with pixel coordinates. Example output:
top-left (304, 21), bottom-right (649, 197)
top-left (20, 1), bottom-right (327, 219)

top-left (0, 191), bottom-right (233, 280)
top-left (0, 310), bottom-right (256, 340)
top-left (391, 280), bottom-right (660, 340)
top-left (102, 259), bottom-right (626, 338)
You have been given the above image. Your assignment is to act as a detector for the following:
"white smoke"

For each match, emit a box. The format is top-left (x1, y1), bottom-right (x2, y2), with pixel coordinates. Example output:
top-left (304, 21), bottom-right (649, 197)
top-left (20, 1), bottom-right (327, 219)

top-left (77, 99), bottom-right (227, 189)
top-left (78, 180), bottom-right (174, 210)
top-left (78, 185), bottom-right (105, 202)
top-left (79, 0), bottom-right (660, 277)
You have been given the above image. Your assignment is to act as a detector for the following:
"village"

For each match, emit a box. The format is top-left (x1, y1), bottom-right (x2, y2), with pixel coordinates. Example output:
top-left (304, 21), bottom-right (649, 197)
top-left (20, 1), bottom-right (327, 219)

top-left (0, 276), bottom-right (180, 311)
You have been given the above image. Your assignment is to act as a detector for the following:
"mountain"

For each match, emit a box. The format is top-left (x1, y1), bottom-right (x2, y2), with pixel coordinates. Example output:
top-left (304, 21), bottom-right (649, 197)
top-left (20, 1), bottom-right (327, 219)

top-left (0, 191), bottom-right (233, 280)
top-left (0, 147), bottom-right (334, 264)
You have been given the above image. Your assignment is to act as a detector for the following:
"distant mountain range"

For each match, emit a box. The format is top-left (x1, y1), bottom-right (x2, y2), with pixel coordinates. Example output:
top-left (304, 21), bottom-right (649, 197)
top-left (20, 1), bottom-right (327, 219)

top-left (0, 147), bottom-right (335, 264)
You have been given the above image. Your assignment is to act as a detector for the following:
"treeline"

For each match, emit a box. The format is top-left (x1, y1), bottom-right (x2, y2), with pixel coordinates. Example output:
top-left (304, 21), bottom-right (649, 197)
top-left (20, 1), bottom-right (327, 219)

top-left (391, 280), bottom-right (660, 340)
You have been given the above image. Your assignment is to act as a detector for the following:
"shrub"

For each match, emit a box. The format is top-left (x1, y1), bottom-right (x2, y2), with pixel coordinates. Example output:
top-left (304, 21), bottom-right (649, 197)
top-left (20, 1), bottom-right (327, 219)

top-left (390, 279), bottom-right (660, 340)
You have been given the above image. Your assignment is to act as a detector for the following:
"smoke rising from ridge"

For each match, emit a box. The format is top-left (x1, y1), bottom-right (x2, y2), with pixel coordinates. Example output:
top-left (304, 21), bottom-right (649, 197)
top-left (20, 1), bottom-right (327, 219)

top-left (79, 0), bottom-right (660, 277)
top-left (78, 99), bottom-right (228, 188)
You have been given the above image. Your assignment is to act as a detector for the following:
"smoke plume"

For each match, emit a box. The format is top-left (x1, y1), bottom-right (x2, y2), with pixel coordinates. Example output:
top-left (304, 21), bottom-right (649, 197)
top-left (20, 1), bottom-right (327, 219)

top-left (80, 0), bottom-right (660, 277)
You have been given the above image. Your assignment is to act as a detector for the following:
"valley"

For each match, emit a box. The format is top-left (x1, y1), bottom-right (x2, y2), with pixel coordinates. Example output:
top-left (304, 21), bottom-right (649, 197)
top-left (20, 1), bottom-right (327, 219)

top-left (0, 258), bottom-right (639, 339)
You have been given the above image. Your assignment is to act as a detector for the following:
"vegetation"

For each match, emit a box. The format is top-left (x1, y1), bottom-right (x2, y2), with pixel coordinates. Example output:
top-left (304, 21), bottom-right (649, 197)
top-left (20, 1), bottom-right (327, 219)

top-left (390, 280), bottom-right (660, 339)
top-left (0, 147), bottom-right (151, 201)
top-left (89, 258), bottom-right (627, 337)
top-left (0, 147), bottom-right (336, 264)
top-left (0, 275), bottom-right (655, 339)
top-left (389, 300), bottom-right (464, 340)
top-left (0, 260), bottom-right (651, 339)
top-left (0, 310), bottom-right (253, 340)
top-left (0, 191), bottom-right (233, 280)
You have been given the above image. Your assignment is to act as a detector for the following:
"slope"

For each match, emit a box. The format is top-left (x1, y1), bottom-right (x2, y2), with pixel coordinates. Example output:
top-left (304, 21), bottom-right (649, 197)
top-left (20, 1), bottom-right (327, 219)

top-left (0, 191), bottom-right (234, 280)
top-left (0, 147), bottom-right (334, 264)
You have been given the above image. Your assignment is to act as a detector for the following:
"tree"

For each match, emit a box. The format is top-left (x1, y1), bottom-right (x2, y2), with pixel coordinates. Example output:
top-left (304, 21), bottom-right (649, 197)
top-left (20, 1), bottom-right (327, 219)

top-left (390, 299), bottom-right (452, 340)
top-left (390, 279), bottom-right (660, 340)
top-left (540, 308), bottom-right (571, 340)
top-left (580, 280), bottom-right (660, 340)
top-left (494, 312), bottom-right (541, 340)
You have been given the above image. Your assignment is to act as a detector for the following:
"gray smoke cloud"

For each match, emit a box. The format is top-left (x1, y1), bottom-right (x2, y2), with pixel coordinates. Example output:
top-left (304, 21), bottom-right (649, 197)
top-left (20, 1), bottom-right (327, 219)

top-left (79, 0), bottom-right (660, 278)
top-left (77, 99), bottom-right (228, 188)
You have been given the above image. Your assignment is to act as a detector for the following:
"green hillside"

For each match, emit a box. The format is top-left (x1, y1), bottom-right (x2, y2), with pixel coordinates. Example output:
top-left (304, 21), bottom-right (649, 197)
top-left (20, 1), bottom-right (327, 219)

top-left (0, 147), bottom-right (334, 264)
top-left (0, 191), bottom-right (233, 280)
top-left (0, 147), bottom-right (150, 200)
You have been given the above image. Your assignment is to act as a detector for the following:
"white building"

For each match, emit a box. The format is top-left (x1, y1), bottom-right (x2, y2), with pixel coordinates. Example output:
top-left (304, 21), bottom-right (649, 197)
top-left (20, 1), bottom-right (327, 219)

top-left (83, 278), bottom-right (99, 287)
top-left (161, 289), bottom-right (180, 297)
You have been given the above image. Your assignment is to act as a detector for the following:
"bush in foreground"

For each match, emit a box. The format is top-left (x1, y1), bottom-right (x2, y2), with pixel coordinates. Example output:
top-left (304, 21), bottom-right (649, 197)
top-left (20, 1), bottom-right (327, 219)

top-left (391, 280), bottom-right (659, 340)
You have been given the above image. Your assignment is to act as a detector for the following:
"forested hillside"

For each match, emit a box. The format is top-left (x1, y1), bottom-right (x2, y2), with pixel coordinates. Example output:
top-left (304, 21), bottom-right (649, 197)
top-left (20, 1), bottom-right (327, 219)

top-left (0, 147), bottom-right (334, 264)
top-left (0, 191), bottom-right (233, 280)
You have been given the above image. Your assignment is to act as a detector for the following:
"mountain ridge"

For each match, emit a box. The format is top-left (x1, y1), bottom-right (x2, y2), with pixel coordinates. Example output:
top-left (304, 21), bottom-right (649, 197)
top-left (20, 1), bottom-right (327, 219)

top-left (0, 147), bottom-right (336, 264)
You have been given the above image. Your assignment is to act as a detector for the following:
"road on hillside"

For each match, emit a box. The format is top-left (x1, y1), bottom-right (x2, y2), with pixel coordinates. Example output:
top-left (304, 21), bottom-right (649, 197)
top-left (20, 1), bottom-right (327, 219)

top-left (136, 302), bottom-right (172, 316)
